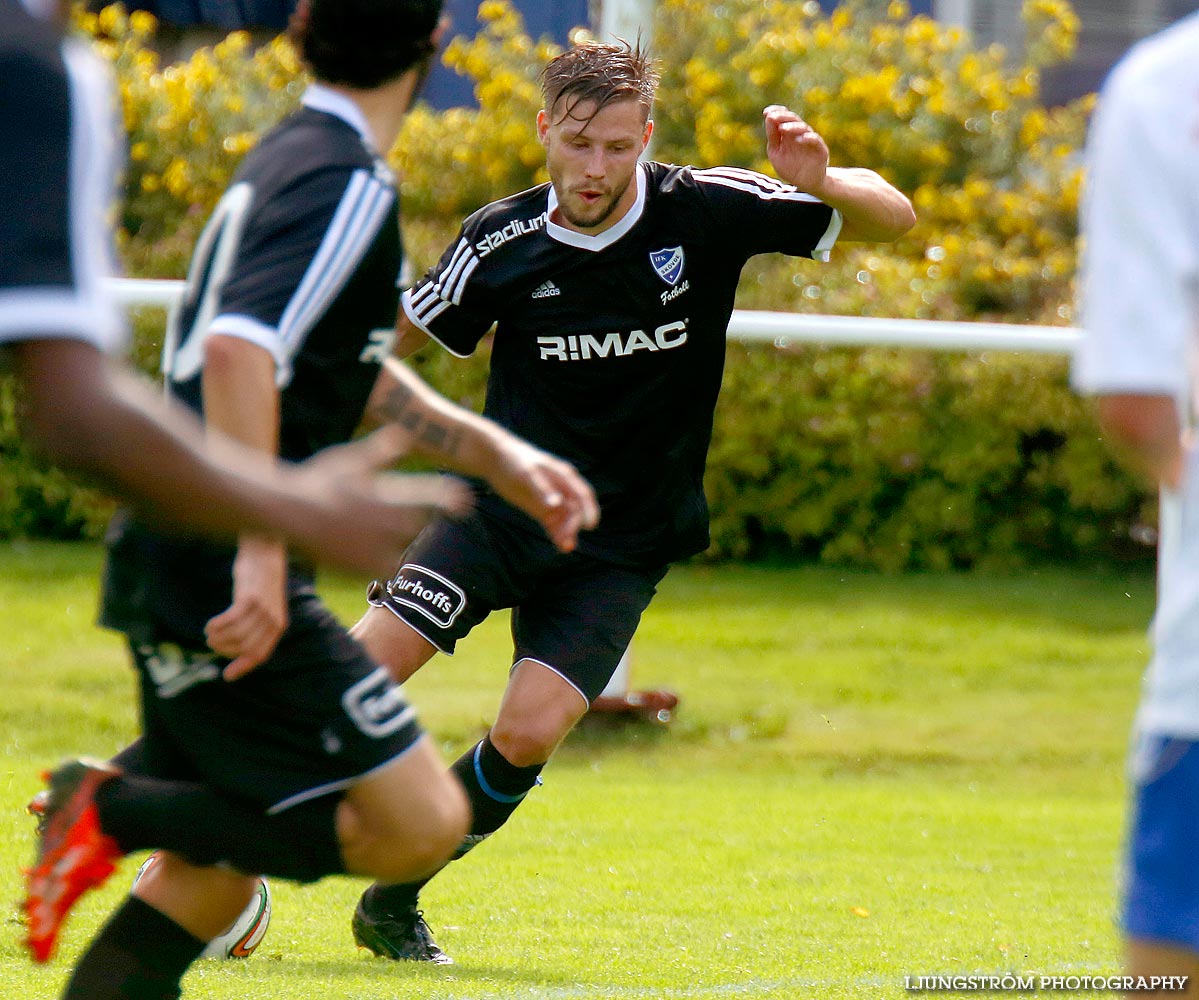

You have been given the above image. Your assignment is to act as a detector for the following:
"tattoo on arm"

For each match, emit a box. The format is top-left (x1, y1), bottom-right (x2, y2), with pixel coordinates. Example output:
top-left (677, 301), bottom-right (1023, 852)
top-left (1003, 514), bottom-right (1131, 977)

top-left (377, 382), bottom-right (464, 458)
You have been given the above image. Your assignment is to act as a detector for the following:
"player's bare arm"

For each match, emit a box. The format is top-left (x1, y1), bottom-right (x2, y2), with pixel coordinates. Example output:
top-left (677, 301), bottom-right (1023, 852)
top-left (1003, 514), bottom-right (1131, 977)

top-left (763, 105), bottom-right (916, 242)
top-left (393, 311), bottom-right (432, 359)
top-left (1095, 394), bottom-right (1185, 491)
top-left (365, 356), bottom-right (599, 552)
top-left (198, 334), bottom-right (290, 680)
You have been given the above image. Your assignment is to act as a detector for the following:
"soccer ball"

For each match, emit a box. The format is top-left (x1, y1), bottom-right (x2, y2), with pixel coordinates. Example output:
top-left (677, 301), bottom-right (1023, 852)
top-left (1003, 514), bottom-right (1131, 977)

top-left (132, 852), bottom-right (272, 959)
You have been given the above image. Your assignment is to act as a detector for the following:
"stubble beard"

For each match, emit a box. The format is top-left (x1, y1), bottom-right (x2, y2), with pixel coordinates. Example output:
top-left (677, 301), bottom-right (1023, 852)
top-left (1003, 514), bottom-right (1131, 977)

top-left (557, 173), bottom-right (634, 232)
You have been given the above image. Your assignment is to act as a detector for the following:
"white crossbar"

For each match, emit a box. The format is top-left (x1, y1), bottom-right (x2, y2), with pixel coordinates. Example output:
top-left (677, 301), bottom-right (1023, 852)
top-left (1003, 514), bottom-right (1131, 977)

top-left (107, 278), bottom-right (1082, 355)
top-left (728, 309), bottom-right (1080, 353)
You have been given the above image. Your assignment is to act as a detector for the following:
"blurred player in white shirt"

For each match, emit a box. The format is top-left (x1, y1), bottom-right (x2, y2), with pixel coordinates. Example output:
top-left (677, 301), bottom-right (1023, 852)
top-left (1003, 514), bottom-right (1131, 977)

top-left (1073, 12), bottom-right (1199, 993)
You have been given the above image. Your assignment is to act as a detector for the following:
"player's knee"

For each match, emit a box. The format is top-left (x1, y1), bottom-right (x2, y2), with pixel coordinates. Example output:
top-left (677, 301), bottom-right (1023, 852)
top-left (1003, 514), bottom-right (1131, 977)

top-left (403, 790), bottom-right (470, 879)
top-left (131, 851), bottom-right (259, 941)
top-left (341, 769), bottom-right (470, 882)
top-left (374, 794), bottom-right (468, 882)
top-left (489, 717), bottom-right (573, 768)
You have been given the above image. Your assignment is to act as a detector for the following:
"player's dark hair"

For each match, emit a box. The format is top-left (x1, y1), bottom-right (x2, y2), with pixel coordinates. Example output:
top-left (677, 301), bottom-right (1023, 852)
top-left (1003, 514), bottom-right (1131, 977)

top-left (289, 0), bottom-right (442, 90)
top-left (541, 39), bottom-right (659, 129)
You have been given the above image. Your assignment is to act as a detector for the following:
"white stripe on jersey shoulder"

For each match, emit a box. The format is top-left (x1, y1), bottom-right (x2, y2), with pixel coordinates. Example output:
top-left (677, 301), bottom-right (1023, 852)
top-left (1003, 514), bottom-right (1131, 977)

top-left (693, 165), bottom-right (824, 203)
top-left (401, 287), bottom-right (474, 358)
top-left (436, 237), bottom-right (480, 306)
top-left (546, 162), bottom-right (647, 251)
top-left (165, 182), bottom-right (255, 382)
top-left (275, 168), bottom-right (395, 372)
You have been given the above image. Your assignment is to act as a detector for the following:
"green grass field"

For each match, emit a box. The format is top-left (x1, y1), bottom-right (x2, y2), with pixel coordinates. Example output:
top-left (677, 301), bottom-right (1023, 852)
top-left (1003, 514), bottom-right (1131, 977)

top-left (0, 541), bottom-right (1155, 998)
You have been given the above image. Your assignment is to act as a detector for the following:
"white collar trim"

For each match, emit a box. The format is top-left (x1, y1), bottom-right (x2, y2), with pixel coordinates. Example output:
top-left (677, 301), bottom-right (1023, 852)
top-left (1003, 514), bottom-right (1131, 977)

top-left (301, 84), bottom-right (376, 152)
top-left (546, 163), bottom-right (647, 251)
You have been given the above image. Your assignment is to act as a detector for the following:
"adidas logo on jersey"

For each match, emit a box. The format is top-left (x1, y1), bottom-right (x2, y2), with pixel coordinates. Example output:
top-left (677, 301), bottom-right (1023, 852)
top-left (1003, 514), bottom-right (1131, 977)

top-left (532, 280), bottom-right (561, 299)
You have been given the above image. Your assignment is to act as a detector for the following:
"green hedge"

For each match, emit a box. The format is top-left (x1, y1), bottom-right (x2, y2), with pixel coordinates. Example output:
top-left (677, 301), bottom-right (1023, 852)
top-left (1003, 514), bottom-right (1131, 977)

top-left (707, 345), bottom-right (1147, 568)
top-left (0, 1), bottom-right (1154, 569)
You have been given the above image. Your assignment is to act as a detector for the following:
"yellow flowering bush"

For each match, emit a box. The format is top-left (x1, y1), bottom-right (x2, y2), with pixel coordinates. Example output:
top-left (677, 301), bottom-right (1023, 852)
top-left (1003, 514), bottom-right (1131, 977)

top-left (81, 2), bottom-right (555, 264)
top-left (654, 0), bottom-right (1088, 326)
top-left (636, 0), bottom-right (1144, 568)
top-left (85, 5), bottom-right (304, 278)
top-left (86, 0), bottom-right (1089, 328)
top-left (395, 0), bottom-right (560, 217)
top-left (9, 0), bottom-right (1144, 569)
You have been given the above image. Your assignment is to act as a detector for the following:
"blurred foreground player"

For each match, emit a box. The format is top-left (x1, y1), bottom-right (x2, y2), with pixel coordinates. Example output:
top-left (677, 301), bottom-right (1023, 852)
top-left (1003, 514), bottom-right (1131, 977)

top-left (21, 1), bottom-right (597, 996)
top-left (1, 0), bottom-right (464, 578)
top-left (349, 40), bottom-right (915, 962)
top-left (1073, 12), bottom-right (1199, 998)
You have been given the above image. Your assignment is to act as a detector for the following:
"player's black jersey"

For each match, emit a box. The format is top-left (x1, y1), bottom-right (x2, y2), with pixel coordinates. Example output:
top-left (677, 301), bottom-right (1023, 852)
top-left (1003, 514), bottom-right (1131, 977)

top-left (165, 87), bottom-right (402, 462)
top-left (404, 160), bottom-right (840, 564)
top-left (102, 87), bottom-right (405, 642)
top-left (0, 0), bottom-right (124, 356)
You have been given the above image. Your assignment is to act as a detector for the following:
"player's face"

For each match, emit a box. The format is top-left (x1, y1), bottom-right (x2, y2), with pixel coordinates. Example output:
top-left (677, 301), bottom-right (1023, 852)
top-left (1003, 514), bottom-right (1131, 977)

top-left (538, 97), bottom-right (652, 235)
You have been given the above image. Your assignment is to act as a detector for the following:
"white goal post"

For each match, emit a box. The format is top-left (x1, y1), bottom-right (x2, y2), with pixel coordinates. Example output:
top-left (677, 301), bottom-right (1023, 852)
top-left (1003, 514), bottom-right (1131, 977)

top-left (107, 278), bottom-right (1083, 353)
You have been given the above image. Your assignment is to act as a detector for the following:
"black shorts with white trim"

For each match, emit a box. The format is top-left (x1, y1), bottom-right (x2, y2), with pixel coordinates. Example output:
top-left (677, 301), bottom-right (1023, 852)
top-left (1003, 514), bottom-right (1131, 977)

top-left (123, 590), bottom-right (424, 814)
top-left (368, 506), bottom-right (668, 704)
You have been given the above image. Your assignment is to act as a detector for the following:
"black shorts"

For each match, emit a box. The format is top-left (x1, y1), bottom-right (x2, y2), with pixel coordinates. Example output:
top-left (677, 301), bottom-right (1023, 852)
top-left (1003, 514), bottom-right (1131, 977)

top-left (368, 509), bottom-right (669, 704)
top-left (120, 589), bottom-right (424, 814)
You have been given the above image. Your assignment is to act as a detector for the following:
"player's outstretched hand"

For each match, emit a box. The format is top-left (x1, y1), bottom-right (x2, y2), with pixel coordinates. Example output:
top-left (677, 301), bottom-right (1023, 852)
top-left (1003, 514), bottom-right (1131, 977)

top-left (763, 104), bottom-right (829, 194)
top-left (490, 438), bottom-right (599, 553)
top-left (285, 426), bottom-right (473, 575)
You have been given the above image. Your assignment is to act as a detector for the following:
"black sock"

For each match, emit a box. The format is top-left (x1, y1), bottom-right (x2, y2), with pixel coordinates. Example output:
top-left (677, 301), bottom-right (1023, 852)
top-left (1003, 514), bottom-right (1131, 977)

top-left (453, 734), bottom-right (545, 841)
top-left (365, 735), bottom-right (544, 913)
top-left (95, 776), bottom-right (344, 883)
top-left (62, 895), bottom-right (205, 1000)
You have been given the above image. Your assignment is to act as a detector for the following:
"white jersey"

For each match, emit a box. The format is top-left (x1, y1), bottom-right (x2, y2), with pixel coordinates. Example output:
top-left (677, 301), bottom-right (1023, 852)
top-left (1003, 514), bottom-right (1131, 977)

top-left (1073, 12), bottom-right (1199, 737)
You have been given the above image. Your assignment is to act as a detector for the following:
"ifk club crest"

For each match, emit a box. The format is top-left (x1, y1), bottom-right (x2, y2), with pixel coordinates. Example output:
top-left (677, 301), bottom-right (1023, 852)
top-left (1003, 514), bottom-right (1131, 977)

top-left (649, 246), bottom-right (685, 286)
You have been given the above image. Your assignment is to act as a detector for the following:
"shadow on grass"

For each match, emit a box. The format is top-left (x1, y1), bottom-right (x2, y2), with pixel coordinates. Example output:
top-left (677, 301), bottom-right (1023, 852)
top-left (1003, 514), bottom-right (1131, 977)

top-left (254, 954), bottom-right (597, 991)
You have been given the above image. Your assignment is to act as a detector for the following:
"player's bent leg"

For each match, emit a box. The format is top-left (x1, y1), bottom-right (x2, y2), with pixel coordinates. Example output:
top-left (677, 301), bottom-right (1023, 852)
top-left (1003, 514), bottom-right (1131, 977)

top-left (490, 657), bottom-right (591, 766)
top-left (337, 734), bottom-right (469, 884)
top-left (342, 739), bottom-right (468, 965)
top-left (61, 852), bottom-right (239, 1000)
top-left (352, 661), bottom-right (587, 963)
top-left (131, 850), bottom-right (258, 943)
top-left (351, 602), bottom-right (438, 685)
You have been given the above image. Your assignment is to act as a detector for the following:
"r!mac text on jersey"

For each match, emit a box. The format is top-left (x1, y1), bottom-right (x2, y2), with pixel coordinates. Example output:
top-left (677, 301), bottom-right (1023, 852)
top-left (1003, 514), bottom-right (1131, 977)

top-left (537, 321), bottom-right (689, 361)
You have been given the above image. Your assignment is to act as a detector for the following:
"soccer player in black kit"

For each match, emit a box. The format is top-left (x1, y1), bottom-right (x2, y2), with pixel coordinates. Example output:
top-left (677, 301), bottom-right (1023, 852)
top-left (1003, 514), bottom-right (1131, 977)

top-left (19, 1), bottom-right (599, 995)
top-left (350, 41), bottom-right (916, 962)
